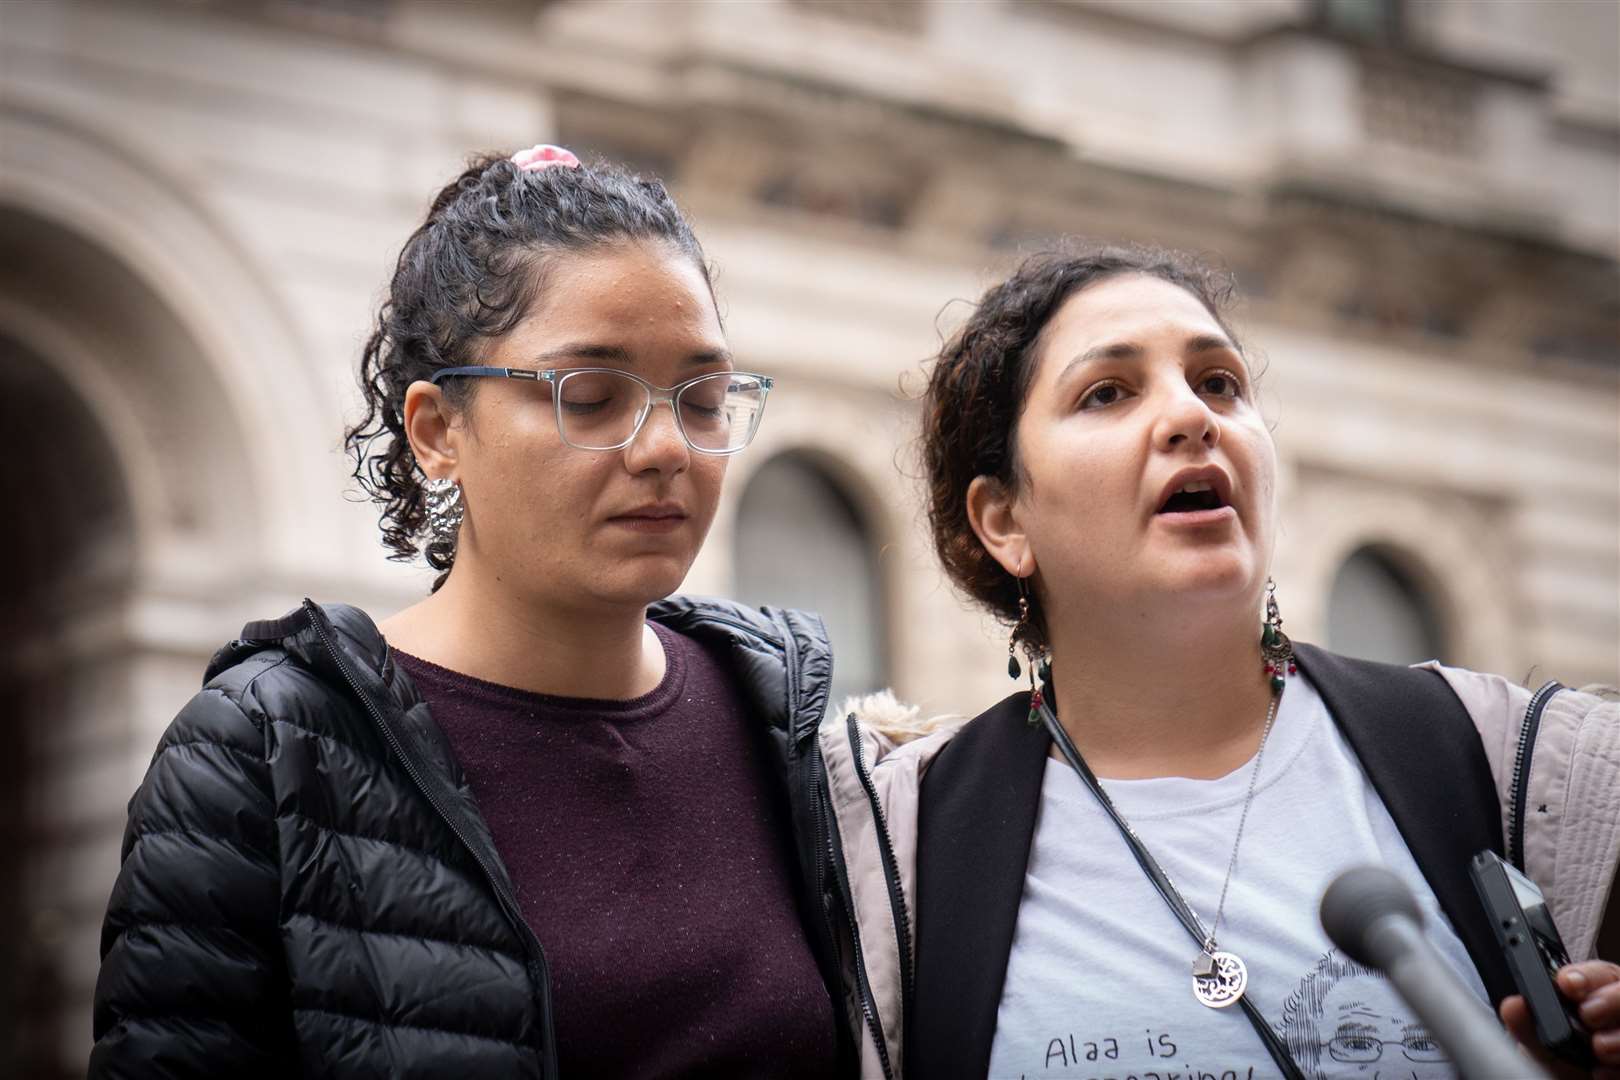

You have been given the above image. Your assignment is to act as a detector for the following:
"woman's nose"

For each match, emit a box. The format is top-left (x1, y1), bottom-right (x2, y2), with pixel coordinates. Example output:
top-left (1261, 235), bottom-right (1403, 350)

top-left (1152, 382), bottom-right (1220, 452)
top-left (623, 399), bottom-right (690, 474)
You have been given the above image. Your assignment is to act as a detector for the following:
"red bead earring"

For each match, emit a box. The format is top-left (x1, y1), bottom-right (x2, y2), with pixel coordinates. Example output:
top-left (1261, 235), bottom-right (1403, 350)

top-left (1260, 577), bottom-right (1296, 692)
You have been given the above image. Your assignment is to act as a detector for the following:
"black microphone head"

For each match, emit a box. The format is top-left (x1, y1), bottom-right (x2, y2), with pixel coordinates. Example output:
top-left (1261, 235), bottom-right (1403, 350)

top-left (1320, 866), bottom-right (1425, 968)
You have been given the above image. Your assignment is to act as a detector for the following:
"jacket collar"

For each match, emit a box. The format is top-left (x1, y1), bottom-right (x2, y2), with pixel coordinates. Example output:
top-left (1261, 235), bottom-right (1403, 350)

top-left (221, 596), bottom-right (835, 797)
top-left (216, 595), bottom-right (833, 747)
top-left (648, 595), bottom-right (832, 746)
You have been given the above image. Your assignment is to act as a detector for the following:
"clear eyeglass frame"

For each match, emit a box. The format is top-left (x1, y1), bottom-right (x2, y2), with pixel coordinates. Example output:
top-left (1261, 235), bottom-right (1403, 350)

top-left (427, 365), bottom-right (774, 455)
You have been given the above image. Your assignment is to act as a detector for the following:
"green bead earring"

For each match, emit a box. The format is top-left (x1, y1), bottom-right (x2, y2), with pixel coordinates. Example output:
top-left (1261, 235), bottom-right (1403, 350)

top-left (1260, 577), bottom-right (1296, 693)
top-left (1025, 655), bottom-right (1051, 728)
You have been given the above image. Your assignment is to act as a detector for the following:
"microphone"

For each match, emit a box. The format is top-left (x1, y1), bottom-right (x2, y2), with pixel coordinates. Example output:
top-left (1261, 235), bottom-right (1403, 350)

top-left (1320, 867), bottom-right (1548, 1080)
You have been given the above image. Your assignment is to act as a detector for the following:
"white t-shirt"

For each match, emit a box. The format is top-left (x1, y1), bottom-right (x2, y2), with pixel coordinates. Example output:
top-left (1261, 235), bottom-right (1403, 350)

top-left (986, 673), bottom-right (1487, 1080)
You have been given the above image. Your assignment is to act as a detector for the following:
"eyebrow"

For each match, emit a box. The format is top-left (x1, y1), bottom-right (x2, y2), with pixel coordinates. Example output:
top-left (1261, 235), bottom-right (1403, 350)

top-left (1056, 333), bottom-right (1239, 385)
top-left (534, 342), bottom-right (732, 367)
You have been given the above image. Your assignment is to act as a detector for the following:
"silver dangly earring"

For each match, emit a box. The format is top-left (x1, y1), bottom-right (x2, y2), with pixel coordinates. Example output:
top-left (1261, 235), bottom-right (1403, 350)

top-left (424, 477), bottom-right (464, 544)
top-left (1261, 576), bottom-right (1295, 693)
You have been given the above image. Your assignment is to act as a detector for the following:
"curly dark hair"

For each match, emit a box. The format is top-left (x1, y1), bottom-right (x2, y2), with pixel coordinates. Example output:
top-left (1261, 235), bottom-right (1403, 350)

top-left (919, 241), bottom-right (1242, 648)
top-left (345, 152), bottom-right (712, 588)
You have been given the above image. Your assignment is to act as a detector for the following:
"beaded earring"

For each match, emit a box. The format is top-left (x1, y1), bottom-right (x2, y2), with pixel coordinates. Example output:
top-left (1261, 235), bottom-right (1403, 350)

top-left (1261, 577), bottom-right (1296, 692)
top-left (1008, 577), bottom-right (1053, 725)
top-left (1008, 585), bottom-right (1030, 680)
top-left (1026, 650), bottom-right (1053, 727)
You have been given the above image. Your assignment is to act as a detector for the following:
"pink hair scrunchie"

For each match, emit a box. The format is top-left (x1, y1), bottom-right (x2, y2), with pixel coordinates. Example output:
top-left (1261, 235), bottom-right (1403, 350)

top-left (511, 144), bottom-right (581, 172)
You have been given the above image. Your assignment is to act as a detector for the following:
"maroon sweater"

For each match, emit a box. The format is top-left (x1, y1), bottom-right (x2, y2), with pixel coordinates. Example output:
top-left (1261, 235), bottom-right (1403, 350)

top-left (394, 623), bottom-right (838, 1079)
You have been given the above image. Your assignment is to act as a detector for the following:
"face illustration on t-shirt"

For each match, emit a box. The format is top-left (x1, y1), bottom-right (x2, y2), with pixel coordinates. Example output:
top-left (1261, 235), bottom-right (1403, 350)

top-left (1278, 952), bottom-right (1452, 1079)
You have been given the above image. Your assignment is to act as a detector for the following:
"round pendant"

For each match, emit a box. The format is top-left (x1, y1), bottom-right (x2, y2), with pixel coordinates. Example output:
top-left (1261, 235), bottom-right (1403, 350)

top-left (1192, 951), bottom-right (1247, 1008)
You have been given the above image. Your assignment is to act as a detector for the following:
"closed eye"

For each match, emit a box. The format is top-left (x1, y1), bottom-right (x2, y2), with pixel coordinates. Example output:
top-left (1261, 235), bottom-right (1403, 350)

top-left (560, 398), bottom-right (611, 415)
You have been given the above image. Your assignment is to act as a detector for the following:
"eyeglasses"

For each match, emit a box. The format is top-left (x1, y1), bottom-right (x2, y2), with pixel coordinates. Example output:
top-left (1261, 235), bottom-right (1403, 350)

top-left (428, 366), bottom-right (774, 455)
top-left (1324, 1032), bottom-right (1445, 1063)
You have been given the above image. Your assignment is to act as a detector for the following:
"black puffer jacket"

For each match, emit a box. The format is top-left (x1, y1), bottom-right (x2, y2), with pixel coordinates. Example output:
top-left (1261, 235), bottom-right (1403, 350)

top-left (90, 597), bottom-right (862, 1078)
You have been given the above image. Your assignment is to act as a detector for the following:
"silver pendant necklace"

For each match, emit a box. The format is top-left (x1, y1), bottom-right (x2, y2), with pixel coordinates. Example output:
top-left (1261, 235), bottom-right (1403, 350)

top-left (1040, 687), bottom-right (1282, 1008)
top-left (1187, 688), bottom-right (1280, 1007)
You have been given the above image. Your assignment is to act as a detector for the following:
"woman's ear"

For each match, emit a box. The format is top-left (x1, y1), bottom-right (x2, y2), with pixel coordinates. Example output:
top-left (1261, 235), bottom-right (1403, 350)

top-left (402, 381), bottom-right (460, 478)
top-left (966, 474), bottom-right (1034, 579)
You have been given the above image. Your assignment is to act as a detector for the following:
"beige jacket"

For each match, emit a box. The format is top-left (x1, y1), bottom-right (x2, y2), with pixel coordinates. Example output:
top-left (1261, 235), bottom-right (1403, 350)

top-left (824, 668), bottom-right (1619, 1079)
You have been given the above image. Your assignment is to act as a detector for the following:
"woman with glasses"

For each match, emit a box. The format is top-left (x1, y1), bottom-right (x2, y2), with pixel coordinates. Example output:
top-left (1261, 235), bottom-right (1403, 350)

top-left (90, 146), bottom-right (868, 1079)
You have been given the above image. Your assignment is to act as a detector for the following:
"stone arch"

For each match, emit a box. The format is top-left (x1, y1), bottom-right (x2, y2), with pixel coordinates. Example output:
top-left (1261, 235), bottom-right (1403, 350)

top-left (733, 449), bottom-right (891, 703)
top-left (688, 386), bottom-right (910, 699)
top-left (0, 326), bottom-right (137, 1078)
top-left (1278, 463), bottom-right (1520, 676)
top-left (1326, 542), bottom-right (1448, 664)
top-left (0, 103), bottom-right (325, 1076)
top-left (692, 382), bottom-right (909, 595)
top-left (722, 389), bottom-right (908, 558)
top-left (0, 103), bottom-right (333, 584)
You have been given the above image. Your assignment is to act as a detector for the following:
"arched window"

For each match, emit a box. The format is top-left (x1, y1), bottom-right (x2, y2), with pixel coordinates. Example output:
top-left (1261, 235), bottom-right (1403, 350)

top-left (1326, 546), bottom-right (1446, 665)
top-left (734, 454), bottom-right (887, 707)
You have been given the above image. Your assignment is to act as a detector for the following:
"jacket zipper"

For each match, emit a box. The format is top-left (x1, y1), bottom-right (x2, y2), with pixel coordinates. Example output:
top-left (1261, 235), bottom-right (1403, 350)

top-left (807, 742), bottom-right (843, 1014)
top-left (307, 605), bottom-right (559, 1080)
top-left (772, 609), bottom-right (880, 1077)
top-left (845, 713), bottom-right (915, 1026)
top-left (815, 738), bottom-right (896, 1080)
top-left (1507, 680), bottom-right (1563, 872)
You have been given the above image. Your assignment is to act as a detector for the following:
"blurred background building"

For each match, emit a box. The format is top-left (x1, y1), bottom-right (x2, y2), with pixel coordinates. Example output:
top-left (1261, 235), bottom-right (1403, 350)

top-left (1, 0), bottom-right (1616, 1072)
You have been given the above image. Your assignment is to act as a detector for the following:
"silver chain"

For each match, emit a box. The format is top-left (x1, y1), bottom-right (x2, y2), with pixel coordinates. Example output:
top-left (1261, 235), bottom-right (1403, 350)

top-left (1090, 688), bottom-right (1282, 954)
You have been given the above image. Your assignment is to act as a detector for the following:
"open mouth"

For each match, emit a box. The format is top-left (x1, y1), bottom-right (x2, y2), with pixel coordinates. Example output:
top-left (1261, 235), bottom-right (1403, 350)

top-left (1158, 480), bottom-right (1226, 514)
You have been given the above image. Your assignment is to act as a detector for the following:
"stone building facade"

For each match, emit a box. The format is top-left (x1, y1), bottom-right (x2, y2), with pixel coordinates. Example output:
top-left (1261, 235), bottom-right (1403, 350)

top-left (1, 0), bottom-right (1615, 1072)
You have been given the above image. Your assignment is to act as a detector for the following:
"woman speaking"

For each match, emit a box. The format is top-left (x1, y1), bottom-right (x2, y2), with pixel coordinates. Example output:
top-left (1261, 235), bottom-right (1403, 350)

top-left (819, 243), bottom-right (1620, 1079)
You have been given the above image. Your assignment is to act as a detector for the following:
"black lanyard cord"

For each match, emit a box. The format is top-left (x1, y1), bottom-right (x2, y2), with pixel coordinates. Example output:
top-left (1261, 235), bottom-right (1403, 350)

top-left (1037, 697), bottom-right (1307, 1080)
